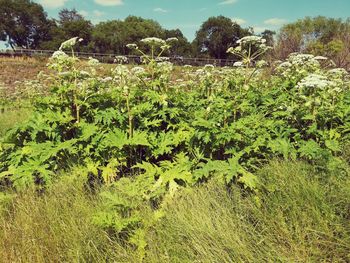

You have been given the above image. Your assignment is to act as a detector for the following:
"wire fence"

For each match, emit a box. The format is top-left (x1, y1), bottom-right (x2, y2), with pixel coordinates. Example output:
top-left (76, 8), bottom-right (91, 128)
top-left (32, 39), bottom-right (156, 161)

top-left (0, 49), bottom-right (237, 67)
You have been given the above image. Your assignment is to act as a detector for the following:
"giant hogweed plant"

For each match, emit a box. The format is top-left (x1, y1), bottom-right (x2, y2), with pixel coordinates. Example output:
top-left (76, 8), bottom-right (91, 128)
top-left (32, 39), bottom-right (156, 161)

top-left (1, 36), bottom-right (350, 259)
top-left (227, 36), bottom-right (271, 88)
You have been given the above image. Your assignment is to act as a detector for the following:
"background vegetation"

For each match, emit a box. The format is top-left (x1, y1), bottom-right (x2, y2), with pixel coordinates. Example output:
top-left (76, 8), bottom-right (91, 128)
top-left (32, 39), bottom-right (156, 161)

top-left (1, 0), bottom-right (350, 67)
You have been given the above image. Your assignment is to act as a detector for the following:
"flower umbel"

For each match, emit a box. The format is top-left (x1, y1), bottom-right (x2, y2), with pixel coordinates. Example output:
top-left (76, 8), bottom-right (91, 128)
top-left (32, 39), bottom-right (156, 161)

top-left (59, 37), bottom-right (83, 51)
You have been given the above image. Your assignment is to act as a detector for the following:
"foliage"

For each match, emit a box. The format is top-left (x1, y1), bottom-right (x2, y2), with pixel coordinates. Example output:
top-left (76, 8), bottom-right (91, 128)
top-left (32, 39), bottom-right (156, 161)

top-left (1, 161), bottom-right (348, 262)
top-left (0, 176), bottom-right (137, 262)
top-left (0, 108), bottom-right (32, 138)
top-left (1, 35), bottom-right (350, 257)
top-left (147, 161), bottom-right (350, 262)
top-left (3, 0), bottom-right (349, 66)
top-left (39, 9), bottom-right (93, 51)
top-left (276, 16), bottom-right (350, 68)
top-left (193, 16), bottom-right (251, 59)
top-left (0, 0), bottom-right (51, 49)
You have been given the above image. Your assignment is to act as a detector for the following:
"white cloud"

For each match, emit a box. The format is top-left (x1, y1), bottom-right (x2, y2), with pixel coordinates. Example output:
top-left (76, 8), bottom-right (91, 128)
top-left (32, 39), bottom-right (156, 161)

top-left (94, 0), bottom-right (123, 6)
top-left (78, 10), bottom-right (89, 17)
top-left (78, 10), bottom-right (104, 19)
top-left (153, 7), bottom-right (168, 13)
top-left (253, 26), bottom-right (266, 33)
top-left (264, 18), bottom-right (288, 26)
top-left (219, 0), bottom-right (238, 5)
top-left (93, 10), bottom-right (105, 17)
top-left (37, 0), bottom-right (68, 8)
top-left (231, 17), bottom-right (246, 25)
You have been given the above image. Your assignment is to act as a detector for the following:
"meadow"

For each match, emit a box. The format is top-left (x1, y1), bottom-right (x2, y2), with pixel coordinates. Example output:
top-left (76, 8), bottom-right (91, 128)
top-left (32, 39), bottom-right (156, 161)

top-left (0, 36), bottom-right (349, 262)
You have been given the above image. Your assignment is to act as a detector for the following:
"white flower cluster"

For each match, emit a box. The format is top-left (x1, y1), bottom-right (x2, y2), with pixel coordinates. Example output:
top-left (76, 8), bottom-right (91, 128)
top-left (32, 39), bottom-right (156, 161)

top-left (112, 65), bottom-right (130, 78)
top-left (288, 53), bottom-right (319, 67)
top-left (79, 70), bottom-right (90, 77)
top-left (166, 37), bottom-right (178, 43)
top-left (51, 50), bottom-right (69, 59)
top-left (156, 61), bottom-right (173, 73)
top-left (204, 64), bottom-right (215, 70)
top-left (49, 50), bottom-right (77, 70)
top-left (59, 37), bottom-right (83, 50)
top-left (114, 56), bottom-right (128, 64)
top-left (88, 57), bottom-right (100, 66)
top-left (155, 56), bottom-right (170, 62)
top-left (256, 60), bottom-right (268, 68)
top-left (328, 68), bottom-right (349, 78)
top-left (277, 61), bottom-right (292, 68)
top-left (297, 74), bottom-right (334, 90)
top-left (195, 69), bottom-right (205, 76)
top-left (276, 53), bottom-right (323, 79)
top-left (237, 36), bottom-right (266, 45)
top-left (131, 66), bottom-right (146, 76)
top-left (141, 37), bottom-right (166, 47)
top-left (314, 56), bottom-right (328, 60)
top-left (100, 77), bottom-right (113, 83)
top-left (126, 43), bottom-right (138, 50)
top-left (233, 61), bottom-right (243, 67)
top-left (226, 36), bottom-right (271, 70)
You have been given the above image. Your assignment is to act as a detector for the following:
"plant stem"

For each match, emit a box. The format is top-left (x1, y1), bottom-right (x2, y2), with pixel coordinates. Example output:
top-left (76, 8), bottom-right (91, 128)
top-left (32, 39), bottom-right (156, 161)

top-left (126, 94), bottom-right (133, 138)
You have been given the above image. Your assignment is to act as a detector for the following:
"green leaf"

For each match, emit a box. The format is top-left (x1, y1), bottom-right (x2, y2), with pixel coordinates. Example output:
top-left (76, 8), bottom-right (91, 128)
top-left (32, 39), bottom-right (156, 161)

top-left (129, 131), bottom-right (150, 147)
top-left (268, 138), bottom-right (296, 160)
top-left (238, 170), bottom-right (258, 190)
top-left (325, 139), bottom-right (340, 152)
top-left (298, 140), bottom-right (323, 159)
top-left (103, 129), bottom-right (128, 149)
top-left (79, 122), bottom-right (99, 141)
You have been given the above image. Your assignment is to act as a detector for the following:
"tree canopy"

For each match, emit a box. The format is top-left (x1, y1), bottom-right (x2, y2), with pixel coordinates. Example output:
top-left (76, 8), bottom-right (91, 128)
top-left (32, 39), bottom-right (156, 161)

top-left (39, 9), bottom-right (93, 51)
top-left (92, 16), bottom-right (164, 54)
top-left (1, 1), bottom-right (349, 64)
top-left (0, 0), bottom-right (50, 49)
top-left (276, 16), bottom-right (350, 67)
top-left (193, 16), bottom-right (250, 59)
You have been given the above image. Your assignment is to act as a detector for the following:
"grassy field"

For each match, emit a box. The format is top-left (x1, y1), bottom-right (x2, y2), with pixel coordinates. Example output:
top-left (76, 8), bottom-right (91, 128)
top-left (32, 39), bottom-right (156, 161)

top-left (0, 159), bottom-right (349, 262)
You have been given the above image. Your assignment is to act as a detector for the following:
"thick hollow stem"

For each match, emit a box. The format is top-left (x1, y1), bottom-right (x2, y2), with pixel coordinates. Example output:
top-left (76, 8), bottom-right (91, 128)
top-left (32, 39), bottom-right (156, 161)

top-left (126, 94), bottom-right (133, 138)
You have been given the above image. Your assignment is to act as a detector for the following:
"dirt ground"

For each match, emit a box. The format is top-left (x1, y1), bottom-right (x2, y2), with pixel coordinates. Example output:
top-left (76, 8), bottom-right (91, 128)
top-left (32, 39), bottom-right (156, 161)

top-left (0, 56), bottom-right (48, 96)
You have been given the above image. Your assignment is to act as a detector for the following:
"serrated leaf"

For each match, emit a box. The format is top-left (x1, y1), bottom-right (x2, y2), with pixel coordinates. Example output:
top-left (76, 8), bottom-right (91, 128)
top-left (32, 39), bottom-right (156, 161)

top-left (129, 131), bottom-right (150, 147)
top-left (325, 139), bottom-right (340, 152)
top-left (238, 170), bottom-right (258, 190)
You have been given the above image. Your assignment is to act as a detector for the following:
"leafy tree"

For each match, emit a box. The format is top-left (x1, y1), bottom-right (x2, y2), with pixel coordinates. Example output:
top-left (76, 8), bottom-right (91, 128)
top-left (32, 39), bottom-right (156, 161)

top-left (40, 9), bottom-right (93, 51)
top-left (193, 16), bottom-right (250, 59)
top-left (58, 9), bottom-right (92, 50)
top-left (275, 16), bottom-right (350, 68)
top-left (260, 30), bottom-right (276, 47)
top-left (58, 8), bottom-right (84, 23)
top-left (91, 16), bottom-right (187, 55)
top-left (164, 29), bottom-right (193, 56)
top-left (0, 0), bottom-right (50, 49)
top-left (122, 16), bottom-right (164, 54)
top-left (91, 20), bottom-right (125, 54)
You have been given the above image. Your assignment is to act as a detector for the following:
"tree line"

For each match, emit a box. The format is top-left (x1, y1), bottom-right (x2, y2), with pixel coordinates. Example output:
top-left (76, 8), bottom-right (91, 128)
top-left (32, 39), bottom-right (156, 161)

top-left (1, 0), bottom-right (349, 66)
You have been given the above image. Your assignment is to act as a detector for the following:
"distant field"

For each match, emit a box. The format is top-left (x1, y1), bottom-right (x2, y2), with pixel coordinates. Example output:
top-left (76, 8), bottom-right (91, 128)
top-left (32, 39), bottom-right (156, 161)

top-left (0, 56), bottom-right (188, 97)
top-left (0, 57), bottom-right (47, 93)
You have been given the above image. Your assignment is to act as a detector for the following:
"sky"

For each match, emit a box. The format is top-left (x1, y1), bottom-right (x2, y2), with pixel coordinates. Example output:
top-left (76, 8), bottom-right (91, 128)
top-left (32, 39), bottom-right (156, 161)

top-left (1, 0), bottom-right (350, 49)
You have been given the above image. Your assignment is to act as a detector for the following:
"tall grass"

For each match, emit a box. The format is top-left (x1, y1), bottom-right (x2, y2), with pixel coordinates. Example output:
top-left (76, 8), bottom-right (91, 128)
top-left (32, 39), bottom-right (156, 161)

top-left (0, 108), bottom-right (31, 137)
top-left (0, 161), bottom-right (349, 262)
top-left (147, 161), bottom-right (350, 262)
top-left (0, 177), bottom-right (136, 263)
